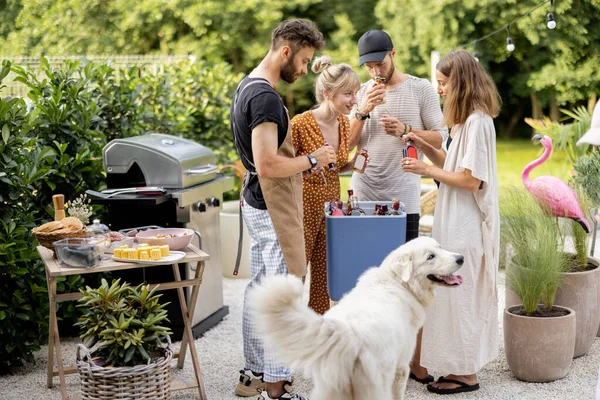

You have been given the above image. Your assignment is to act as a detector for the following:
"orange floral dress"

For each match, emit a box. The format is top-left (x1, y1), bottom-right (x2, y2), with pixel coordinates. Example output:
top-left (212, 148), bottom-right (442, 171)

top-left (291, 111), bottom-right (350, 314)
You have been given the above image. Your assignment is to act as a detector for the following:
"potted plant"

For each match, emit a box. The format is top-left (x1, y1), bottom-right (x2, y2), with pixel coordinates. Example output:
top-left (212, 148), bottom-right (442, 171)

top-left (501, 188), bottom-right (576, 382)
top-left (571, 149), bottom-right (600, 337)
top-left (75, 278), bottom-right (173, 399)
top-left (551, 184), bottom-right (600, 356)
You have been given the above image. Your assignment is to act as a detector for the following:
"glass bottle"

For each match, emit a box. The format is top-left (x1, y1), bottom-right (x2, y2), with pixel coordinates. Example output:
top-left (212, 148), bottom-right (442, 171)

top-left (373, 204), bottom-right (381, 216)
top-left (353, 149), bottom-right (369, 173)
top-left (346, 189), bottom-right (354, 215)
top-left (350, 196), bottom-right (366, 216)
top-left (329, 200), bottom-right (345, 216)
top-left (390, 198), bottom-right (401, 215)
top-left (380, 205), bottom-right (390, 215)
top-left (404, 139), bottom-right (418, 159)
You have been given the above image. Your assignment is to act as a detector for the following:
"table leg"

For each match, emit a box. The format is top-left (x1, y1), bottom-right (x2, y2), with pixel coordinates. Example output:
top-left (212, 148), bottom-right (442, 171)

top-left (172, 262), bottom-right (207, 400)
top-left (177, 261), bottom-right (205, 369)
top-left (46, 274), bottom-right (68, 399)
top-left (46, 273), bottom-right (55, 389)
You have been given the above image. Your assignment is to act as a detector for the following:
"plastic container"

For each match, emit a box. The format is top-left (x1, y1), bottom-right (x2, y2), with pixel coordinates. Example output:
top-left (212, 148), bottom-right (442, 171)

top-left (325, 201), bottom-right (407, 301)
top-left (53, 238), bottom-right (105, 268)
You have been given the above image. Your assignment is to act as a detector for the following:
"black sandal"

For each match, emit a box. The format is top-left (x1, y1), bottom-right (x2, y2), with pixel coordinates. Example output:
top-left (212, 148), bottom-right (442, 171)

top-left (427, 376), bottom-right (480, 394)
top-left (409, 372), bottom-right (434, 384)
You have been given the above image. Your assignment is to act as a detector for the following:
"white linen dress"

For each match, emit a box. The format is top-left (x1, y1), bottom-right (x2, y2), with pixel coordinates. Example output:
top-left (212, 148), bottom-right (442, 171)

top-left (421, 111), bottom-right (500, 375)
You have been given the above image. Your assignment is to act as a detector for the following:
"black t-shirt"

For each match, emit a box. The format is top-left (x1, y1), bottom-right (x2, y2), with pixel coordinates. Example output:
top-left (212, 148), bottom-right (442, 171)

top-left (230, 77), bottom-right (288, 210)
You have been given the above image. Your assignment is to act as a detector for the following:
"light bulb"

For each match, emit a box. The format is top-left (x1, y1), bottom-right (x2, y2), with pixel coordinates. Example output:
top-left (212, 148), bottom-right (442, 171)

top-left (547, 13), bottom-right (556, 29)
top-left (506, 37), bottom-right (515, 52)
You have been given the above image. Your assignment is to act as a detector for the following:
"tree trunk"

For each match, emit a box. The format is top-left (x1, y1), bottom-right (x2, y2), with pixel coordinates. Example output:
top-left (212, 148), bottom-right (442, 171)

top-left (549, 93), bottom-right (560, 121)
top-left (505, 102), bottom-right (525, 139)
top-left (531, 93), bottom-right (543, 120)
top-left (589, 94), bottom-right (598, 113)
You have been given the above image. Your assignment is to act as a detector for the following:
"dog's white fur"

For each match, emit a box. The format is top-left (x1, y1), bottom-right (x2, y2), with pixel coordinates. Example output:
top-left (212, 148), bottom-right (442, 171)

top-left (248, 237), bottom-right (464, 400)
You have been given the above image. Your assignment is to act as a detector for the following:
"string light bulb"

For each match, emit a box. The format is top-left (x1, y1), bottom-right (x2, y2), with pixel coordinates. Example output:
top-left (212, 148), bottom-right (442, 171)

top-left (506, 25), bottom-right (515, 52)
top-left (472, 40), bottom-right (480, 62)
top-left (547, 13), bottom-right (556, 29)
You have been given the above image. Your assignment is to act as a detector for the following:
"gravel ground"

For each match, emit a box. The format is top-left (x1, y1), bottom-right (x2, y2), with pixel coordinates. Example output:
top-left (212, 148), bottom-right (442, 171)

top-left (0, 271), bottom-right (598, 400)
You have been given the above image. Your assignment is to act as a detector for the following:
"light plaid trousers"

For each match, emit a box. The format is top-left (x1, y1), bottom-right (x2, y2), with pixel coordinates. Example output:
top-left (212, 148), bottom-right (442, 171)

top-left (241, 200), bottom-right (292, 383)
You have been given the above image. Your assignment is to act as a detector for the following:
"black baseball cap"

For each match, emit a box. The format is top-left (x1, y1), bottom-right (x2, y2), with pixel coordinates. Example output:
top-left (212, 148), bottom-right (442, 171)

top-left (358, 30), bottom-right (394, 66)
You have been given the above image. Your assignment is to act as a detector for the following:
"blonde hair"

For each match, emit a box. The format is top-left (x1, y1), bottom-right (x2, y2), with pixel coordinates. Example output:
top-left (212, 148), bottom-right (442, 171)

top-left (436, 50), bottom-right (501, 126)
top-left (312, 55), bottom-right (360, 104)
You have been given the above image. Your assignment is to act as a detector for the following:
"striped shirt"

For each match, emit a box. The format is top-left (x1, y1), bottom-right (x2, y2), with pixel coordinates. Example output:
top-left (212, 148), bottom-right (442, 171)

top-left (350, 75), bottom-right (448, 214)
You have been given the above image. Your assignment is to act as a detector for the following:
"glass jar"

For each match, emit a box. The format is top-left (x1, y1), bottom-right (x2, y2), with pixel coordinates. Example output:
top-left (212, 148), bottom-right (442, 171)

top-left (86, 219), bottom-right (111, 252)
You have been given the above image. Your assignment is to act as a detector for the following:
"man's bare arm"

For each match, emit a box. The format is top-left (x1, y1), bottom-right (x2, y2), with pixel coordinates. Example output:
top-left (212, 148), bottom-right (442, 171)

top-left (252, 122), bottom-right (335, 178)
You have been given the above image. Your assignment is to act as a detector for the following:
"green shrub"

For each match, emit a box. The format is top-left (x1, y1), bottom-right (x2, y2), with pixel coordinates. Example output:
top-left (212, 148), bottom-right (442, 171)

top-left (0, 57), bottom-right (241, 372)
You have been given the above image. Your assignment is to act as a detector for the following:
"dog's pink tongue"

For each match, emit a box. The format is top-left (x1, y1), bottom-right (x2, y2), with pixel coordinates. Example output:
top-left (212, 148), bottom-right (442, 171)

top-left (441, 274), bottom-right (463, 285)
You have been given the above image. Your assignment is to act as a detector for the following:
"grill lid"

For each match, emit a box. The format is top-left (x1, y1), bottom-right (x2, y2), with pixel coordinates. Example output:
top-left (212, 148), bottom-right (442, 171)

top-left (103, 133), bottom-right (217, 189)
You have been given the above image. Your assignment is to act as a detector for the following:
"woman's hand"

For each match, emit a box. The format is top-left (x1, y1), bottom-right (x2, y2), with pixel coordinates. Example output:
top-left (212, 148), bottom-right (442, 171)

top-left (402, 157), bottom-right (429, 176)
top-left (403, 132), bottom-right (426, 148)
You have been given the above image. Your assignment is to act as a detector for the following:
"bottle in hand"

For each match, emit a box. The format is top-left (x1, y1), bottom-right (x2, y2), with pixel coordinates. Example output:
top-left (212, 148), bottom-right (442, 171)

top-left (403, 140), bottom-right (418, 159)
top-left (353, 149), bottom-right (369, 173)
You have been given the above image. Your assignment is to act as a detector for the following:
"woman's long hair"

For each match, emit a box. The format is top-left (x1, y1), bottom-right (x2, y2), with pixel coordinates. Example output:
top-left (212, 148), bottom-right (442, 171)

top-left (437, 50), bottom-right (501, 126)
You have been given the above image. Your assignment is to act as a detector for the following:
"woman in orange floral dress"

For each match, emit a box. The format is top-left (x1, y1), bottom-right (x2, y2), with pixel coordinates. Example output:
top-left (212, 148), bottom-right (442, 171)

top-left (291, 55), bottom-right (360, 314)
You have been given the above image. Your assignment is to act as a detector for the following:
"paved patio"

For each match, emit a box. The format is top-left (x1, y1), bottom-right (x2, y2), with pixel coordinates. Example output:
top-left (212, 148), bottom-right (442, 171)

top-left (0, 268), bottom-right (599, 399)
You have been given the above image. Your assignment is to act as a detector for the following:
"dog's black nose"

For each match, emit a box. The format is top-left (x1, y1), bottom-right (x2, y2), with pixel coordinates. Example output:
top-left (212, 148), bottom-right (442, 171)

top-left (455, 255), bottom-right (464, 265)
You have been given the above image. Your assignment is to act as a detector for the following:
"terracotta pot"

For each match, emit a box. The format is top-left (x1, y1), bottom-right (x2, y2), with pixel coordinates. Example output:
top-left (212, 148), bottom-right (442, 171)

top-left (554, 257), bottom-right (600, 357)
top-left (504, 305), bottom-right (575, 382)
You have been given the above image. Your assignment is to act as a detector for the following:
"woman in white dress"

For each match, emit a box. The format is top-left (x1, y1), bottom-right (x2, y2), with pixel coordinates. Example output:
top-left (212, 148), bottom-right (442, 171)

top-left (402, 49), bottom-right (501, 395)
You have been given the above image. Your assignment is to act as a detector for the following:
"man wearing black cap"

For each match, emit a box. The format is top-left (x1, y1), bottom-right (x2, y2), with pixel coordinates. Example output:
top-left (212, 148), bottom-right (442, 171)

top-left (349, 29), bottom-right (448, 242)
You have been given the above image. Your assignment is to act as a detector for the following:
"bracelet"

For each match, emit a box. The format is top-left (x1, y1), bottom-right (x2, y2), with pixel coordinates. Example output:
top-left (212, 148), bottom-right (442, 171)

top-left (402, 124), bottom-right (408, 136)
top-left (408, 125), bottom-right (412, 133)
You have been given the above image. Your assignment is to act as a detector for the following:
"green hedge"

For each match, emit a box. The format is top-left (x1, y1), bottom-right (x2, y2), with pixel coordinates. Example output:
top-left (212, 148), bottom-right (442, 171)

top-left (0, 57), bottom-right (241, 373)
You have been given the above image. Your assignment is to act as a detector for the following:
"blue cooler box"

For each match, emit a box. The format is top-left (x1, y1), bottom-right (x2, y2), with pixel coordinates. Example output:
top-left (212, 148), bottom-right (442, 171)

top-left (325, 201), bottom-right (406, 301)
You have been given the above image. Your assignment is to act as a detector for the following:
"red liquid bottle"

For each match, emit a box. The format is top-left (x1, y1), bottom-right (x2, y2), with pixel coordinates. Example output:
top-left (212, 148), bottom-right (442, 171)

top-left (404, 139), bottom-right (418, 159)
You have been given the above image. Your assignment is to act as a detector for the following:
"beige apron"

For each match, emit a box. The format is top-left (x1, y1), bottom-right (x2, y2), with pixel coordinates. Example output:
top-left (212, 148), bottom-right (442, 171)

top-left (259, 119), bottom-right (307, 278)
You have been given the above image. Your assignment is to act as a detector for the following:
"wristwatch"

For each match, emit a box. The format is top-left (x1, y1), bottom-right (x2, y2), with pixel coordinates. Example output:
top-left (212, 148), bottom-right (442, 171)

top-left (355, 111), bottom-right (370, 121)
top-left (307, 154), bottom-right (318, 169)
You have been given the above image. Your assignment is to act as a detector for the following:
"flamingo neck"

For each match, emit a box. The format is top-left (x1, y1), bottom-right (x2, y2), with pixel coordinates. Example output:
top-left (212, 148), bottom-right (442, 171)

top-left (522, 141), bottom-right (552, 189)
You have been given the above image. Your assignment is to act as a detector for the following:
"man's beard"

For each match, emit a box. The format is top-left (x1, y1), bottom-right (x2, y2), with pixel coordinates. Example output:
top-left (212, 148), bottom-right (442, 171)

top-left (280, 55), bottom-right (298, 84)
top-left (385, 63), bottom-right (395, 83)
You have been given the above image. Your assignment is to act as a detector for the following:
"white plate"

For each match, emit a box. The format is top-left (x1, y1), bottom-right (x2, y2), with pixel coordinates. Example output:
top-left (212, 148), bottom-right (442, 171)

top-left (111, 251), bottom-right (186, 265)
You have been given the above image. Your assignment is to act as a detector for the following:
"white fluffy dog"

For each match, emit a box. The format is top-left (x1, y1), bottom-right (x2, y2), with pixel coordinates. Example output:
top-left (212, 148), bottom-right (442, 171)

top-left (248, 236), bottom-right (464, 400)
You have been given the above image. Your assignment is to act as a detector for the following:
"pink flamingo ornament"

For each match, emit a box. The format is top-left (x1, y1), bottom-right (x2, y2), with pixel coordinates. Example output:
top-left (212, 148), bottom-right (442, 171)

top-left (522, 134), bottom-right (591, 233)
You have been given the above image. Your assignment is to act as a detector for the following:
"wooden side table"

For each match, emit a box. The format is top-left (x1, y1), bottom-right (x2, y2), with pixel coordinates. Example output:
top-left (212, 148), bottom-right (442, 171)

top-left (38, 244), bottom-right (210, 400)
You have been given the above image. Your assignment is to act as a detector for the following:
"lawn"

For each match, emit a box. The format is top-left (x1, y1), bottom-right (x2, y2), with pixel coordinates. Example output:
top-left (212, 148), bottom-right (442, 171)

top-left (339, 138), bottom-right (572, 197)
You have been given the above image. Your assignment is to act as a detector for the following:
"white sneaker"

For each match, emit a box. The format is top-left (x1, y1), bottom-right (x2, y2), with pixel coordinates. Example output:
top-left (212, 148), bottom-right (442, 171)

top-left (236, 369), bottom-right (265, 397)
top-left (257, 382), bottom-right (308, 400)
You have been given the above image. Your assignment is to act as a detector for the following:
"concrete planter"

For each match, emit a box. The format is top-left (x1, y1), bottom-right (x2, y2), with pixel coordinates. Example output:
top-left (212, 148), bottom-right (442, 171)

top-left (220, 200), bottom-right (251, 279)
top-left (505, 257), bottom-right (600, 358)
top-left (504, 305), bottom-right (576, 383)
top-left (554, 257), bottom-right (600, 357)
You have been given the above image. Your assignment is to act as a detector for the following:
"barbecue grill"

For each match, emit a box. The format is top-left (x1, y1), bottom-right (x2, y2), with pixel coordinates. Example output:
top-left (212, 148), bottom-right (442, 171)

top-left (87, 133), bottom-right (234, 340)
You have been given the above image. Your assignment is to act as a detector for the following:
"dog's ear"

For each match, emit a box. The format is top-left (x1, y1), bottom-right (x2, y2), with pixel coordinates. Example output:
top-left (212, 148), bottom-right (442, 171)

top-left (393, 254), bottom-right (413, 282)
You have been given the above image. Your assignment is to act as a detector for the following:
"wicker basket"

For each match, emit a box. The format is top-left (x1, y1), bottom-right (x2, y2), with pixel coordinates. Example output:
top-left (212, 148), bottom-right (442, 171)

top-left (32, 227), bottom-right (88, 254)
top-left (419, 189), bottom-right (438, 234)
top-left (76, 344), bottom-right (173, 400)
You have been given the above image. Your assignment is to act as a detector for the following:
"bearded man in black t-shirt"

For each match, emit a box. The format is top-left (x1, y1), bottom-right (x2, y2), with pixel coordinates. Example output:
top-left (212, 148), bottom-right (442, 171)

top-left (230, 19), bottom-right (335, 400)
